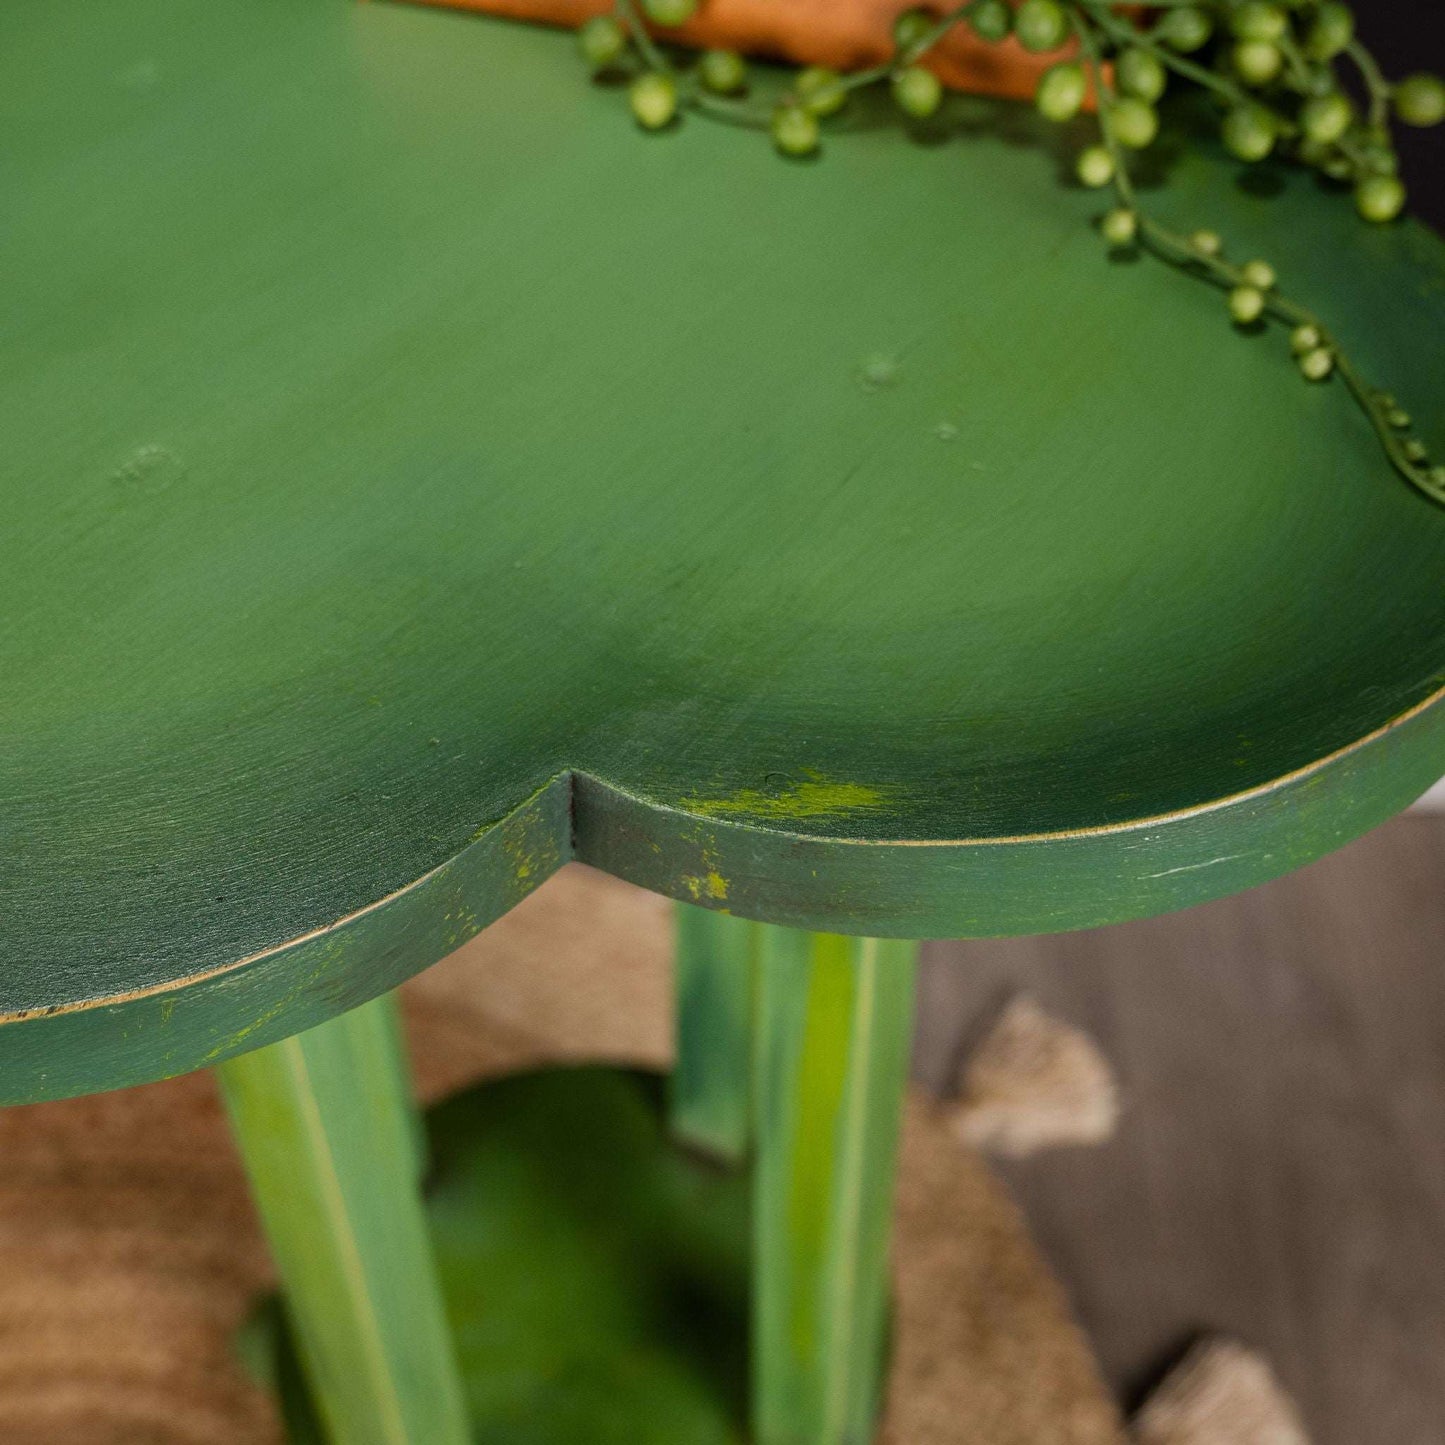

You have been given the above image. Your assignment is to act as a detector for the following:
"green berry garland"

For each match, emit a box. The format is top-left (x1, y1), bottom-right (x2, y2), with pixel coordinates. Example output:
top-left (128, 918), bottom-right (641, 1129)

top-left (640, 0), bottom-right (698, 26)
top-left (894, 64), bottom-right (946, 118)
top-left (579, 14), bottom-right (628, 70)
top-left (698, 48), bottom-right (747, 95)
top-left (585, 0), bottom-right (1445, 506)
top-left (628, 69), bottom-right (677, 128)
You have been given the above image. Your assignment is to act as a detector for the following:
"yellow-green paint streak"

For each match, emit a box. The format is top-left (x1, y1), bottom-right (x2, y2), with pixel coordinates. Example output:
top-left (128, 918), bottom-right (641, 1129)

top-left (784, 937), bottom-right (855, 1363)
top-left (681, 868), bottom-right (730, 902)
top-left (205, 991), bottom-right (300, 1062)
top-left (751, 928), bottom-right (916, 1444)
top-left (683, 779), bottom-right (893, 822)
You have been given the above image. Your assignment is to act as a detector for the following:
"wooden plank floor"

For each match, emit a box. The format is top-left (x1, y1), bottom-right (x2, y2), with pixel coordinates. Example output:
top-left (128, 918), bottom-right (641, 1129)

top-left (915, 812), bottom-right (1445, 1445)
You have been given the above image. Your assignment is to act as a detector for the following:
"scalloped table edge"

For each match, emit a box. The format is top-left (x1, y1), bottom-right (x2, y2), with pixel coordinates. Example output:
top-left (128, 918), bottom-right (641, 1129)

top-left (6, 679), bottom-right (1445, 1104)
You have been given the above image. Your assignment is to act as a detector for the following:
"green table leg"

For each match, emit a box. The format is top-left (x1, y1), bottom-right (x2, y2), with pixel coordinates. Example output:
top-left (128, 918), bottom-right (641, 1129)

top-left (751, 929), bottom-right (918, 1445)
top-left (374, 991), bottom-right (429, 1185)
top-left (215, 994), bottom-right (470, 1445)
top-left (670, 903), bottom-right (758, 1164)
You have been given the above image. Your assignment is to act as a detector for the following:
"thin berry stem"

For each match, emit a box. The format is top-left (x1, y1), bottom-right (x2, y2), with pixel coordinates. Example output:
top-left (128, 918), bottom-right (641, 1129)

top-left (592, 0), bottom-right (1444, 507)
top-left (1346, 38), bottom-right (1392, 133)
top-left (1070, 5), bottom-right (1437, 503)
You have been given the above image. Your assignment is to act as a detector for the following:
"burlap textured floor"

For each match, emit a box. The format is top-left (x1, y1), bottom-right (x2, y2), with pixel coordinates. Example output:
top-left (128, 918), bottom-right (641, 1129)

top-left (0, 864), bottom-right (1123, 1445)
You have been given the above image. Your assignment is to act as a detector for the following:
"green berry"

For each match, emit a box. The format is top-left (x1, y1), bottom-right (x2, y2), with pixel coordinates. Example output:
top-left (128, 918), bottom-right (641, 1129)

top-left (1229, 285), bottom-right (1266, 324)
top-left (1233, 40), bottom-right (1283, 85)
top-left (1101, 208), bottom-right (1138, 246)
top-left (1395, 74), bottom-right (1445, 128)
top-left (969, 0), bottom-right (1013, 42)
top-left (772, 103), bottom-right (820, 156)
top-left (1300, 93), bottom-right (1352, 146)
top-left (1014, 0), bottom-right (1069, 53)
top-left (1403, 439), bottom-right (1428, 463)
top-left (1355, 173), bottom-right (1406, 222)
top-left (893, 8), bottom-right (937, 55)
top-left (893, 65), bottom-right (944, 119)
top-left (578, 15), bottom-right (627, 69)
top-left (1304, 4), bottom-right (1354, 62)
top-left (1231, 3), bottom-right (1287, 42)
top-left (1222, 104), bottom-right (1277, 162)
top-left (796, 66), bottom-right (848, 117)
top-left (1156, 6), bottom-right (1212, 53)
top-left (1291, 323), bottom-right (1321, 354)
top-left (1111, 97), bottom-right (1159, 150)
top-left (1036, 63), bottom-right (1087, 123)
top-left (1190, 229), bottom-right (1223, 258)
top-left (1298, 346), bottom-right (1334, 381)
top-left (1387, 407), bottom-right (1412, 429)
top-left (1241, 259), bottom-right (1276, 289)
top-left (698, 49), bottom-right (747, 94)
top-left (641, 0), bottom-right (697, 24)
top-left (1357, 141), bottom-right (1400, 176)
top-left (1117, 48), bottom-right (1167, 105)
top-left (1431, 465), bottom-right (1445, 489)
top-left (1076, 145), bottom-right (1115, 188)
top-left (629, 72), bottom-right (677, 130)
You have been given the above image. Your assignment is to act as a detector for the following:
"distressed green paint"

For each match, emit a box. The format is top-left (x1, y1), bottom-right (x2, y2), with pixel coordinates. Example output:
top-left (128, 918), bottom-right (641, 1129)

top-left (0, 776), bottom-right (570, 1104)
top-left (215, 997), bottom-right (470, 1445)
top-left (670, 904), bottom-right (756, 1163)
top-left (681, 780), bottom-right (894, 822)
top-left (752, 930), bottom-right (917, 1444)
top-left (4, 1), bottom-right (1445, 1103)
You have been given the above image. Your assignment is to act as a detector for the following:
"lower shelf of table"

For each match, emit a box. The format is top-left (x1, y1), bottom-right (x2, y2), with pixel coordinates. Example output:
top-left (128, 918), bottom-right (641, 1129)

top-left (239, 1065), bottom-right (753, 1444)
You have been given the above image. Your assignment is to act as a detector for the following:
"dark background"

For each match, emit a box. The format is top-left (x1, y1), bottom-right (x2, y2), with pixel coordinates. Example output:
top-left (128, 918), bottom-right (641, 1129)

top-left (1356, 0), bottom-right (1445, 229)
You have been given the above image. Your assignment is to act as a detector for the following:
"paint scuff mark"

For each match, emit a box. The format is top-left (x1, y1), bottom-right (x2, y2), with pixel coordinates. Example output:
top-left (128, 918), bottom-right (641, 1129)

top-left (683, 774), bottom-right (893, 823)
top-left (1146, 853), bottom-right (1246, 880)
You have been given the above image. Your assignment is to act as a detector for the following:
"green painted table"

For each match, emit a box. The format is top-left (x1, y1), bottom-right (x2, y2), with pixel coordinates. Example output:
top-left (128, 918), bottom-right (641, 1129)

top-left (4, 1), bottom-right (1444, 1441)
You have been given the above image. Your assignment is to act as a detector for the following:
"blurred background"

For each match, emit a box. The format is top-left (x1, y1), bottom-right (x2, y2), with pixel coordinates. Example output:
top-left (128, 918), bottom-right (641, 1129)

top-left (918, 805), bottom-right (1445, 1445)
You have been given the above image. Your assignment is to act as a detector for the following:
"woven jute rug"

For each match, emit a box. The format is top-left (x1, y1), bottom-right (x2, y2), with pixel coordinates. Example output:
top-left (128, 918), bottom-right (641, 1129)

top-left (0, 864), bottom-right (1123, 1445)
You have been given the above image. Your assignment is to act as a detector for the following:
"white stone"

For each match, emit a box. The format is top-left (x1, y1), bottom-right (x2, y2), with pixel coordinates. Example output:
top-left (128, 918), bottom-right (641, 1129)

top-left (1135, 1338), bottom-right (1311, 1445)
top-left (949, 995), bottom-right (1119, 1158)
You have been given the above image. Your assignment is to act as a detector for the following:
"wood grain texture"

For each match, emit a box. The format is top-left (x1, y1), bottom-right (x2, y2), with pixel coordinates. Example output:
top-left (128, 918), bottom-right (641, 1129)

top-left (215, 997), bottom-right (471, 1445)
top-left (3, 0), bottom-right (1445, 1100)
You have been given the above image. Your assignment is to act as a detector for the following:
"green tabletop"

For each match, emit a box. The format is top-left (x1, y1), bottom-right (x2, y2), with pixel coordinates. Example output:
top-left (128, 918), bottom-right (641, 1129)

top-left (3, 0), bottom-right (1444, 1100)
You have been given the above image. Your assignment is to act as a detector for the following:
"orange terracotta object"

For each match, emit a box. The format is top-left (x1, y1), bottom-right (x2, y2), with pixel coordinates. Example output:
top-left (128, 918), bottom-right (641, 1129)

top-left (399, 0), bottom-right (1070, 101)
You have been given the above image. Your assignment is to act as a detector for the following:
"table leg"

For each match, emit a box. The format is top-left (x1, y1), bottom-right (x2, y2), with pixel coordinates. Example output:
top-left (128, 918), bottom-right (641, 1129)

top-left (215, 994), bottom-right (470, 1445)
top-left (374, 991), bottom-right (428, 1184)
top-left (751, 928), bottom-right (918, 1445)
top-left (670, 903), bottom-right (757, 1163)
